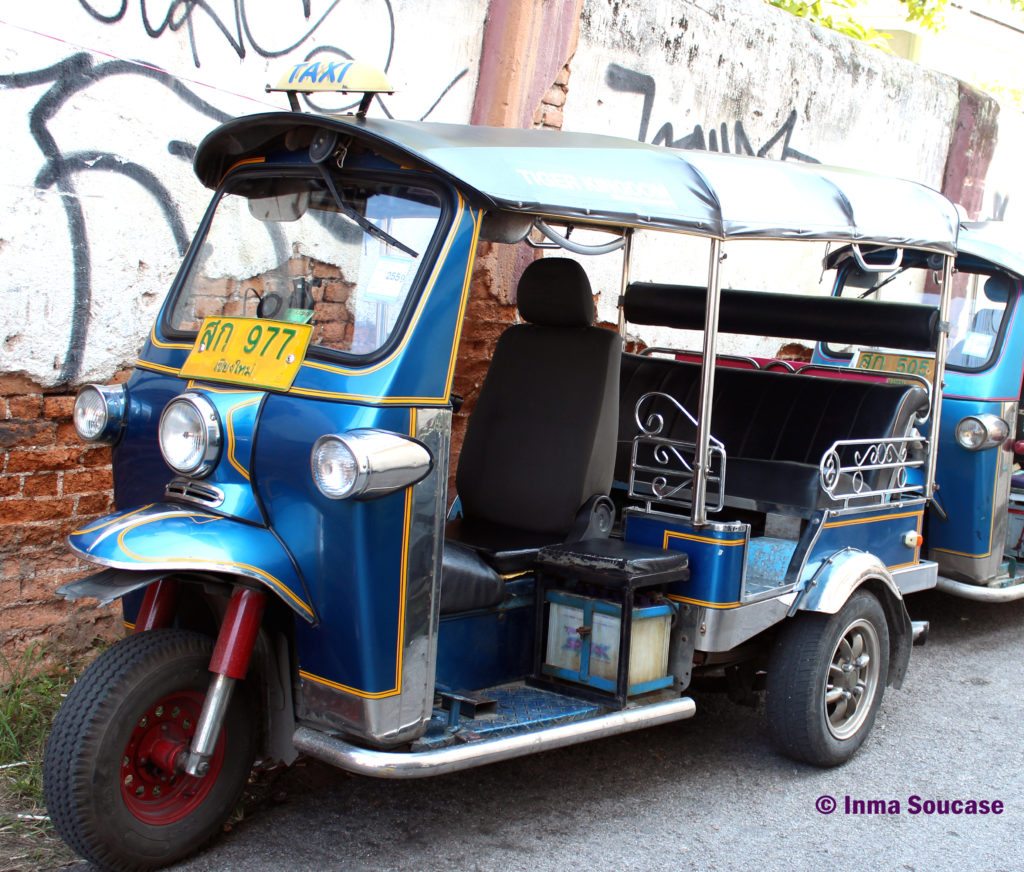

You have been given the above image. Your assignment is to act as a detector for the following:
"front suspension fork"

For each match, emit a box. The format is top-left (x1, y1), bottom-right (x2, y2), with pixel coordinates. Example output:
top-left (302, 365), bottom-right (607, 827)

top-left (132, 579), bottom-right (267, 777)
top-left (184, 585), bottom-right (266, 776)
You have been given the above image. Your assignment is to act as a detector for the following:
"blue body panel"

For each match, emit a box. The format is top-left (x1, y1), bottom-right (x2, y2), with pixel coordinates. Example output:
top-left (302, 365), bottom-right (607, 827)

top-left (623, 511), bottom-right (748, 607)
top-left (802, 505), bottom-right (923, 580)
top-left (435, 599), bottom-right (535, 692)
top-left (67, 503), bottom-right (314, 620)
top-left (254, 395), bottom-right (416, 696)
top-left (928, 399), bottom-right (1008, 560)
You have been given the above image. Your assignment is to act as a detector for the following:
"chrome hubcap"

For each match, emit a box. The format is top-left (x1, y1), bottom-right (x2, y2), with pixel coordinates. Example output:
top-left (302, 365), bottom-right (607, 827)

top-left (824, 618), bottom-right (881, 740)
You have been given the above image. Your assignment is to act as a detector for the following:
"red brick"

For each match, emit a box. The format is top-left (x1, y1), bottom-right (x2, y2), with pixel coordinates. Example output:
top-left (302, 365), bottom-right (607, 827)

top-left (0, 600), bottom-right (72, 633)
top-left (29, 551), bottom-right (82, 576)
top-left (543, 85), bottom-right (566, 108)
top-left (43, 395), bottom-right (76, 420)
top-left (0, 497), bottom-right (73, 523)
top-left (8, 394), bottom-right (43, 418)
top-left (0, 475), bottom-right (21, 498)
top-left (76, 492), bottom-right (114, 514)
top-left (64, 468), bottom-right (112, 495)
top-left (0, 419), bottom-right (56, 449)
top-left (0, 525), bottom-right (22, 552)
top-left (0, 374), bottom-right (44, 397)
top-left (20, 524), bottom-right (66, 549)
top-left (81, 446), bottom-right (113, 468)
top-left (6, 446), bottom-right (82, 473)
top-left (56, 421), bottom-right (81, 443)
top-left (22, 473), bottom-right (59, 498)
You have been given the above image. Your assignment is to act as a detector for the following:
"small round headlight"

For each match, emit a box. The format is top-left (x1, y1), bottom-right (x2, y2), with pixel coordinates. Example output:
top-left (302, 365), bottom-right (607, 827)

top-left (311, 436), bottom-right (363, 499)
top-left (955, 414), bottom-right (1009, 451)
top-left (73, 384), bottom-right (126, 443)
top-left (159, 394), bottom-right (221, 477)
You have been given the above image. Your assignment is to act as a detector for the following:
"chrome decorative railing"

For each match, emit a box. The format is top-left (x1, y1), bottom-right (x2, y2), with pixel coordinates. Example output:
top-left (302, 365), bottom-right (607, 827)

top-left (629, 392), bottom-right (726, 513)
top-left (818, 436), bottom-right (925, 507)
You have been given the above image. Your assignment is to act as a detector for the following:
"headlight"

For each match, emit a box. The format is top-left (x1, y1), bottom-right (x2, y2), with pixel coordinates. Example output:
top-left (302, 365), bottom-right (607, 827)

top-left (311, 430), bottom-right (432, 500)
top-left (955, 414), bottom-right (1009, 451)
top-left (73, 384), bottom-right (126, 443)
top-left (158, 393), bottom-right (221, 477)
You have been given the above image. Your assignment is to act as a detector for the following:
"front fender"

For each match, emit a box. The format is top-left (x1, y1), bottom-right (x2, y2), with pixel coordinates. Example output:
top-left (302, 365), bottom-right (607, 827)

top-left (793, 548), bottom-right (912, 688)
top-left (66, 503), bottom-right (316, 622)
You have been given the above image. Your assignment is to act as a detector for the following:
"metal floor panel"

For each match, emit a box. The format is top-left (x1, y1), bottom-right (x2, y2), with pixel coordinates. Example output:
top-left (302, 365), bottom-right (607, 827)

top-left (414, 683), bottom-right (602, 750)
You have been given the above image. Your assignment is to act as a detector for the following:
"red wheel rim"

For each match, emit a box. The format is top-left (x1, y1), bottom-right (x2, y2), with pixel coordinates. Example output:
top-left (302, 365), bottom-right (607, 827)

top-left (120, 689), bottom-right (227, 825)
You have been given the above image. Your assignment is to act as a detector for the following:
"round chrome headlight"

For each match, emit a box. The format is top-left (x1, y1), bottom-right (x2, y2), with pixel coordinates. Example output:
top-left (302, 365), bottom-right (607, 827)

top-left (158, 394), bottom-right (221, 477)
top-left (311, 430), bottom-right (432, 500)
top-left (73, 384), bottom-right (126, 443)
top-left (311, 435), bottom-right (363, 499)
top-left (955, 414), bottom-right (1009, 451)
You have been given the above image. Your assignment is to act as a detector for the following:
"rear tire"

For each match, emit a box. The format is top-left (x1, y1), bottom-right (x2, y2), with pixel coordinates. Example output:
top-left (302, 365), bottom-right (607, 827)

top-left (44, 629), bottom-right (256, 871)
top-left (766, 590), bottom-right (889, 767)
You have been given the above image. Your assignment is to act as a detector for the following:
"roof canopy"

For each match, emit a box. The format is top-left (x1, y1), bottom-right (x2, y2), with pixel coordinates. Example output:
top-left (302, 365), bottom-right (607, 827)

top-left (956, 222), bottom-right (1024, 277)
top-left (195, 113), bottom-right (960, 254)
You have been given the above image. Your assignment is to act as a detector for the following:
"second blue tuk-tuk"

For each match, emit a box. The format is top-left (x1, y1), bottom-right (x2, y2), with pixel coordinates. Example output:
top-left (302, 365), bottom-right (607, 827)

top-left (41, 63), bottom-right (959, 871)
top-left (811, 221), bottom-right (1024, 601)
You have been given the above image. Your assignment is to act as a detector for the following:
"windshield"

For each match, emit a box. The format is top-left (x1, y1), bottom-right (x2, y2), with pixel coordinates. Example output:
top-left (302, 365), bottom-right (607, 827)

top-left (825, 263), bottom-right (1011, 371)
top-left (167, 174), bottom-right (443, 358)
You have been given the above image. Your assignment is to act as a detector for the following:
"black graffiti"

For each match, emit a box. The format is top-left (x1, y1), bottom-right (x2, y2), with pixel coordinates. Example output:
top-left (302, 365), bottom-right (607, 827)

top-left (605, 63), bottom-right (819, 163)
top-left (4, 7), bottom-right (468, 384)
top-left (0, 53), bottom-right (231, 384)
top-left (78, 1), bottom-right (393, 71)
top-left (992, 191), bottom-right (1010, 222)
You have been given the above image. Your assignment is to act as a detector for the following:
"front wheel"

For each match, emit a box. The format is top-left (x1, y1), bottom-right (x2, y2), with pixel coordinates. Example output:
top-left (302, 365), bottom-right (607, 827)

top-left (44, 629), bottom-right (256, 871)
top-left (766, 590), bottom-right (889, 767)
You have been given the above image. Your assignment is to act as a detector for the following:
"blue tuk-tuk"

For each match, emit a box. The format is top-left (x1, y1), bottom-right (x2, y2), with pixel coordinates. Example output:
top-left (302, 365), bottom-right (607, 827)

top-left (811, 222), bottom-right (1024, 601)
top-left (43, 65), bottom-right (958, 870)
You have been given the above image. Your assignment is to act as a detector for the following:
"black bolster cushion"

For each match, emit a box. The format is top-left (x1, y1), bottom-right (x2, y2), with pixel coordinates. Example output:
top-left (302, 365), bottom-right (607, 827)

top-left (624, 283), bottom-right (939, 352)
top-left (517, 258), bottom-right (595, 327)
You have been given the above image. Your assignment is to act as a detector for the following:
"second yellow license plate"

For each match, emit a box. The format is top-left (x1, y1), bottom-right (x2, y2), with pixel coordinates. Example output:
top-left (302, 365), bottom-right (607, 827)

top-left (179, 317), bottom-right (313, 391)
top-left (855, 350), bottom-right (934, 382)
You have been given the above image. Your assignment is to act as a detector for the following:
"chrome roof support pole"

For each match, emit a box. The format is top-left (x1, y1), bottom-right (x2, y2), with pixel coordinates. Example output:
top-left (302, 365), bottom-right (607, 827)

top-left (692, 238), bottom-right (723, 527)
top-left (617, 229), bottom-right (633, 338)
top-left (925, 254), bottom-right (954, 498)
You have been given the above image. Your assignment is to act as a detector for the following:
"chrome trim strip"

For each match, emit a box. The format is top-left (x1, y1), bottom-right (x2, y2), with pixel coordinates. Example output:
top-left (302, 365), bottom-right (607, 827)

top-left (292, 696), bottom-right (696, 778)
top-left (890, 560), bottom-right (938, 595)
top-left (925, 255), bottom-right (954, 493)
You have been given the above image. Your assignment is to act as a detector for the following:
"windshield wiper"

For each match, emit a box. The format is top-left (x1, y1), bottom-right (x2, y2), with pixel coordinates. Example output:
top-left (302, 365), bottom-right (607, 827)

top-left (857, 266), bottom-right (908, 299)
top-left (315, 165), bottom-right (419, 258)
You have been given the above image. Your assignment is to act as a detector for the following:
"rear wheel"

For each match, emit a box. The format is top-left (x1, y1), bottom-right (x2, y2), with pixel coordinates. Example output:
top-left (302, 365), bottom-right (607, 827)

top-left (44, 629), bottom-right (256, 871)
top-left (766, 590), bottom-right (889, 767)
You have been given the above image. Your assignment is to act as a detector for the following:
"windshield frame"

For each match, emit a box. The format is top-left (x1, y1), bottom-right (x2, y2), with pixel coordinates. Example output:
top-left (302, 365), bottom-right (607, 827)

top-left (159, 164), bottom-right (456, 369)
top-left (820, 261), bottom-right (1015, 375)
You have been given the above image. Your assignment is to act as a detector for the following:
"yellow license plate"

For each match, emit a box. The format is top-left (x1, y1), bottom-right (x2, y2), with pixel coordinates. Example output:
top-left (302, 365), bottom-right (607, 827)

top-left (855, 351), bottom-right (934, 383)
top-left (179, 317), bottom-right (313, 390)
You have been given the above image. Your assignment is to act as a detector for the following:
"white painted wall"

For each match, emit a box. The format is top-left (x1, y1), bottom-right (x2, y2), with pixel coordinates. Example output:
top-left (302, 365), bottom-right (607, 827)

top-left (563, 0), bottom-right (963, 356)
top-left (0, 1), bottom-right (485, 387)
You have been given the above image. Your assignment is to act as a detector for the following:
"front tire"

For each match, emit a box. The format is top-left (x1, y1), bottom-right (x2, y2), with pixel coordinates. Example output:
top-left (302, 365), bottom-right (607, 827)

top-left (766, 590), bottom-right (889, 767)
top-left (44, 629), bottom-right (256, 871)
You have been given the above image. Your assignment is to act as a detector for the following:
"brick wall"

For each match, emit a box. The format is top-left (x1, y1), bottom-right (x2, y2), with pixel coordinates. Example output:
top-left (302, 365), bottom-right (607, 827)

top-left (0, 375), bottom-right (123, 675)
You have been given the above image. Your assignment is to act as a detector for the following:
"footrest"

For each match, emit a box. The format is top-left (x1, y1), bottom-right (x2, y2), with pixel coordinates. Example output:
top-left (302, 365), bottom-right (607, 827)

top-left (536, 538), bottom-right (689, 588)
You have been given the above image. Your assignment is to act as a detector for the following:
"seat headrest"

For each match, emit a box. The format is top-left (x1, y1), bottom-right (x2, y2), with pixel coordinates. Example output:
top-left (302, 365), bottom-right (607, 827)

top-left (516, 258), bottom-right (595, 327)
top-left (984, 273), bottom-right (1013, 303)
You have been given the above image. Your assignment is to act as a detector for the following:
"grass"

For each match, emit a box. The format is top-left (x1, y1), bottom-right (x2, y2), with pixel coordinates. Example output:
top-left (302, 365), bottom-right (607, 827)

top-left (0, 645), bottom-right (79, 870)
top-left (0, 645), bottom-right (72, 805)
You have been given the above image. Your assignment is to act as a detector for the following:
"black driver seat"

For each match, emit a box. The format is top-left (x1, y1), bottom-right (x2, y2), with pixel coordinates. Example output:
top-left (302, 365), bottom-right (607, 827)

top-left (440, 258), bottom-right (622, 615)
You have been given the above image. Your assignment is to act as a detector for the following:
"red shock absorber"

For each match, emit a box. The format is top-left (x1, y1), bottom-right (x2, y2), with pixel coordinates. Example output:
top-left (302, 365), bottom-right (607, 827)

top-left (134, 578), bottom-right (179, 632)
top-left (209, 586), bottom-right (267, 679)
top-left (184, 585), bottom-right (267, 777)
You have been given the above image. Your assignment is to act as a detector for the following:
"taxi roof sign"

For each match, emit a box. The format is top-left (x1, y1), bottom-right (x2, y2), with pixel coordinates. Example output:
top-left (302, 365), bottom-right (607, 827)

top-left (267, 60), bottom-right (394, 114)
